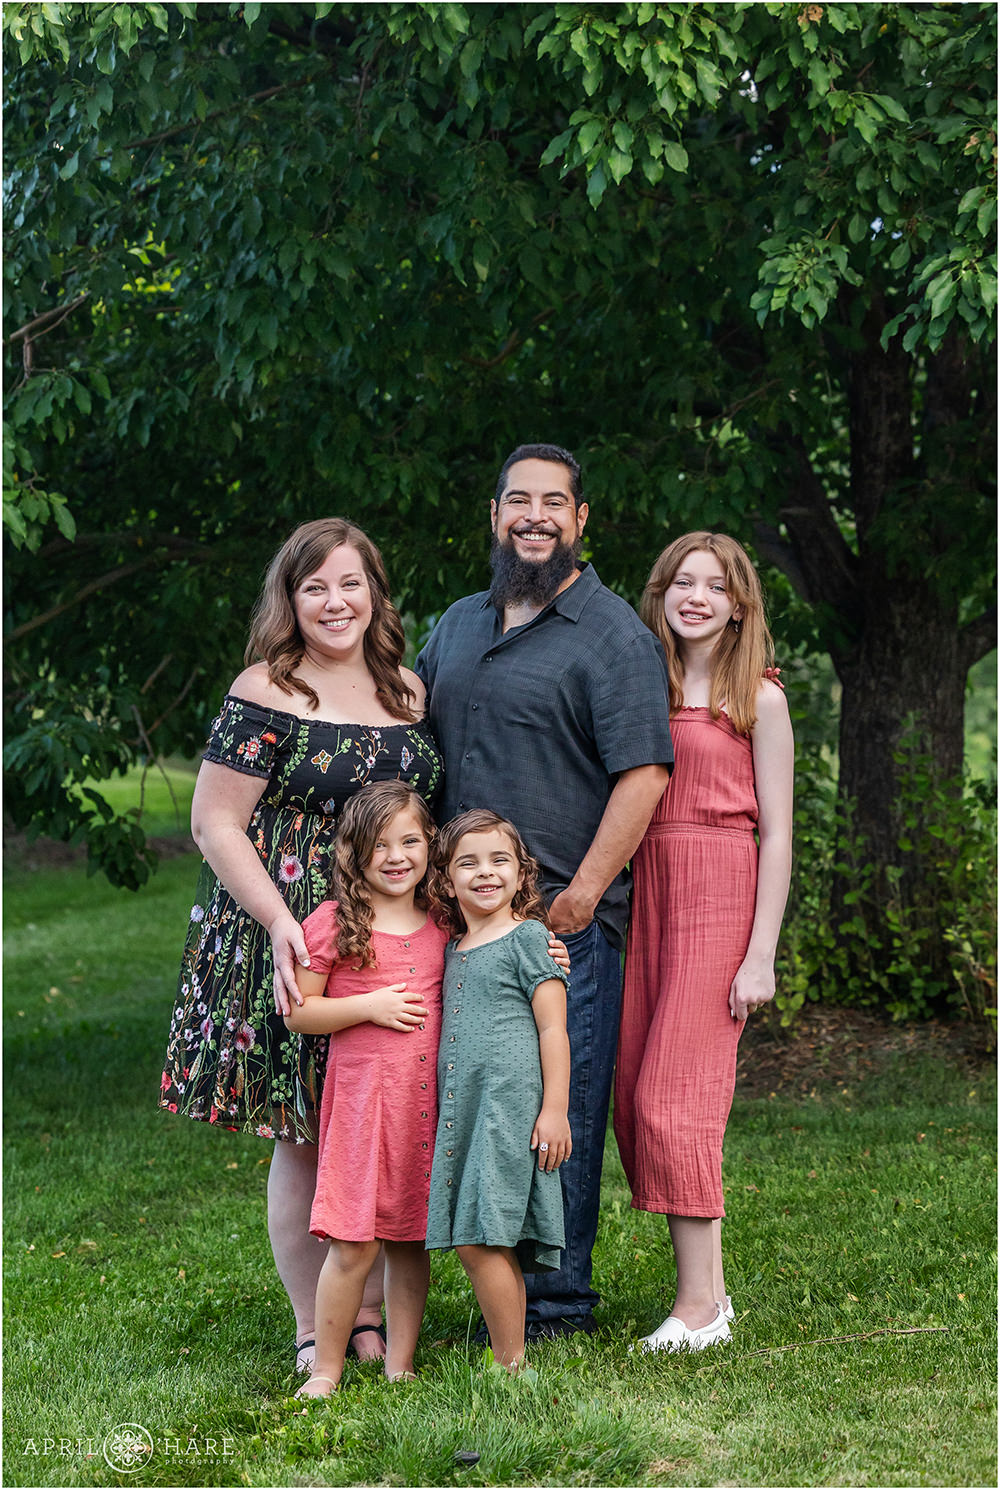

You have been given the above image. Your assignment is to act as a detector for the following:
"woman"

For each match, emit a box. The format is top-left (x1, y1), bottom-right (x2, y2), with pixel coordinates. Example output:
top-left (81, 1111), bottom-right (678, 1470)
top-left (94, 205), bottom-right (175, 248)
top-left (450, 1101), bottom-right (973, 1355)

top-left (160, 518), bottom-right (442, 1371)
top-left (614, 533), bottom-right (793, 1353)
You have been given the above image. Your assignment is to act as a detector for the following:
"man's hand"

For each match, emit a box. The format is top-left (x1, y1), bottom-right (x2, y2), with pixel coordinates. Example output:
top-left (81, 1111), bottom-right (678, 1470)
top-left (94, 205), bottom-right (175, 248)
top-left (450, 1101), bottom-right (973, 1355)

top-left (548, 884), bottom-right (597, 936)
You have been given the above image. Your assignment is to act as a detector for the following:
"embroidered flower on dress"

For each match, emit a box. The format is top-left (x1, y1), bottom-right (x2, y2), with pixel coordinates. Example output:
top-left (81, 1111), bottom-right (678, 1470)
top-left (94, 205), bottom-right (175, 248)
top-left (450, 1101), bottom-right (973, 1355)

top-left (279, 855), bottom-right (304, 884)
top-left (322, 798), bottom-right (337, 815)
top-left (200, 1016), bottom-right (214, 1040)
top-left (239, 736), bottom-right (262, 761)
top-left (235, 1022), bottom-right (256, 1053)
top-left (161, 1072), bottom-right (171, 1091)
top-left (255, 1124), bottom-right (275, 1139)
top-left (190, 904), bottom-right (205, 923)
top-left (234, 947), bottom-right (244, 965)
top-left (311, 750), bottom-right (334, 774)
top-left (262, 731), bottom-right (277, 744)
top-left (400, 746), bottom-right (413, 773)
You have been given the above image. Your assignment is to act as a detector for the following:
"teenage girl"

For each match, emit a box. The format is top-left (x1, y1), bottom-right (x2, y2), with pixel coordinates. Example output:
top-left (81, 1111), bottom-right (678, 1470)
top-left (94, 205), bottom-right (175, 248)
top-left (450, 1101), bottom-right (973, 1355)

top-left (426, 809), bottom-right (571, 1371)
top-left (614, 533), bottom-right (794, 1353)
top-left (284, 780), bottom-right (447, 1396)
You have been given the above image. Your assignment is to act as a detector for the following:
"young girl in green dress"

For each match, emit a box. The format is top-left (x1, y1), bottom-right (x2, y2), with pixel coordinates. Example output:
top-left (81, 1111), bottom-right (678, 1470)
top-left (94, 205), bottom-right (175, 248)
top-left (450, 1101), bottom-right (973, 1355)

top-left (426, 810), bottom-right (572, 1370)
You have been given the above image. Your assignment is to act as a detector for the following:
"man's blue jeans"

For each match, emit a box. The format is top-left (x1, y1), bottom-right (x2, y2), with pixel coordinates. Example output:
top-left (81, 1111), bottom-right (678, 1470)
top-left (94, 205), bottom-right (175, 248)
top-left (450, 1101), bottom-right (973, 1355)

top-left (523, 919), bottom-right (623, 1323)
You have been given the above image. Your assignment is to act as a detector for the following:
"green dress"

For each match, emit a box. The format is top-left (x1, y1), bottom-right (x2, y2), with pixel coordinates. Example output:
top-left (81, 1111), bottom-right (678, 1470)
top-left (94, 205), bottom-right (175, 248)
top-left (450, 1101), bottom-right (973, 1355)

top-left (159, 694), bottom-right (442, 1143)
top-left (426, 920), bottom-right (567, 1272)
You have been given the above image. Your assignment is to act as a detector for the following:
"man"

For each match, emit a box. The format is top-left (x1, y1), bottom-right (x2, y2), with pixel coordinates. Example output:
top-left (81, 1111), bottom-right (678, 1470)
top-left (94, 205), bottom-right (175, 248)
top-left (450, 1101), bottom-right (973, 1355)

top-left (416, 442), bottom-right (673, 1338)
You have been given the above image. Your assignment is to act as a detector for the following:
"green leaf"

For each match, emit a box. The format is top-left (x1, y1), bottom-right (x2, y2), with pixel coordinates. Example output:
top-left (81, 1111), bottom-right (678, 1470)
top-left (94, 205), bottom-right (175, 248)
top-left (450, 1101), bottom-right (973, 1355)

top-left (662, 140), bottom-right (688, 174)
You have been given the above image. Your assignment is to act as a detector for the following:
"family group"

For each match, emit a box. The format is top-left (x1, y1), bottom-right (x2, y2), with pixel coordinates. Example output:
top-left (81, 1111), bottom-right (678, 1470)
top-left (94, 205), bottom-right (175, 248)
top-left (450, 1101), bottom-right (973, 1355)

top-left (159, 442), bottom-right (794, 1395)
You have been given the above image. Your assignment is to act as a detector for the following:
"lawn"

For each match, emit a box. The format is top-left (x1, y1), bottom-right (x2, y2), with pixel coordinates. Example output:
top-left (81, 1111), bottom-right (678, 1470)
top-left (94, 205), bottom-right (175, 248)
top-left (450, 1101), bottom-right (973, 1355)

top-left (3, 825), bottom-right (996, 1488)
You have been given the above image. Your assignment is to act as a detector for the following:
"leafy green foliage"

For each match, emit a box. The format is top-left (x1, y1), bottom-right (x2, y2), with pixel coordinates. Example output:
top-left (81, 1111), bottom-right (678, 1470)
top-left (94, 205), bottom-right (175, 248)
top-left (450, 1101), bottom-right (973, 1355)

top-left (2, 0), bottom-right (996, 1020)
top-left (779, 729), bottom-right (998, 1023)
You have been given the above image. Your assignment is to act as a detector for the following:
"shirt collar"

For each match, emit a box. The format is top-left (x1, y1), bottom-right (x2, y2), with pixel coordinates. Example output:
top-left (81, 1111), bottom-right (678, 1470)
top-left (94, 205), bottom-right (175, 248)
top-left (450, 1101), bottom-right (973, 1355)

top-left (476, 560), bottom-right (600, 624)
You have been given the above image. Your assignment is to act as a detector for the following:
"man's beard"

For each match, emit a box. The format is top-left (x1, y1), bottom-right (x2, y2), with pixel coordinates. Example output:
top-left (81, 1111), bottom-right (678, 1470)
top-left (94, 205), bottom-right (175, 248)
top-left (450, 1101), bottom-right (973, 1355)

top-left (489, 532), bottom-right (581, 611)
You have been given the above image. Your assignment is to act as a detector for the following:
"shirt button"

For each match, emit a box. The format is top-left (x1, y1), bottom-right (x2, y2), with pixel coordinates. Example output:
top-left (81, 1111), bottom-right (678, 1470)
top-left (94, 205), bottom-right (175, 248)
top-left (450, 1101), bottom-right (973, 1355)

top-left (409, 967), bottom-right (416, 974)
top-left (422, 1142), bottom-right (428, 1149)
top-left (421, 1111), bottom-right (427, 1118)
top-left (403, 941), bottom-right (410, 948)
top-left (461, 956), bottom-right (467, 962)
top-left (471, 703), bottom-right (479, 711)
top-left (446, 1149), bottom-right (453, 1157)
top-left (447, 1092), bottom-right (453, 1100)
top-left (446, 1121), bottom-right (453, 1128)
top-left (447, 1179), bottom-right (452, 1186)
top-left (420, 1081), bottom-right (427, 1090)
top-left (456, 982), bottom-right (462, 989)
top-left (418, 1023), bottom-right (425, 1031)
top-left (420, 1055), bottom-right (426, 1062)
top-left (464, 753), bottom-right (471, 760)
top-left (453, 1007), bottom-right (460, 1014)
top-left (449, 1035), bottom-right (455, 1042)
top-left (459, 801), bottom-right (466, 810)
top-left (486, 655), bottom-right (493, 662)
top-left (447, 1063), bottom-right (454, 1070)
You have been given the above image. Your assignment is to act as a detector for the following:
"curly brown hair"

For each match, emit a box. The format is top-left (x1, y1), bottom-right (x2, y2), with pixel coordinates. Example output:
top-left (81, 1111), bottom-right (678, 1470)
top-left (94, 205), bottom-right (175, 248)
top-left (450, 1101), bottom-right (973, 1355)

top-left (244, 517), bottom-right (418, 721)
top-left (430, 810), bottom-right (550, 937)
top-left (330, 781), bottom-right (436, 969)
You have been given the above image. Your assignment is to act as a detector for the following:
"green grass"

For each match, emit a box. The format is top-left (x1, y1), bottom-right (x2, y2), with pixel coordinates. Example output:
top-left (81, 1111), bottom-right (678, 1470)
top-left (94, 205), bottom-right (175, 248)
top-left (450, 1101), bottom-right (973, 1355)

top-left (3, 848), bottom-right (996, 1489)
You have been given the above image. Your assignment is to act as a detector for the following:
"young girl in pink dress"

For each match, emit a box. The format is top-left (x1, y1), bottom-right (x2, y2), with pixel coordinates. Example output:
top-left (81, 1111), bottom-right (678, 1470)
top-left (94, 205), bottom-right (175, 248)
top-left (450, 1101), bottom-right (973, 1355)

top-left (284, 780), bottom-right (448, 1396)
top-left (614, 533), bottom-right (794, 1354)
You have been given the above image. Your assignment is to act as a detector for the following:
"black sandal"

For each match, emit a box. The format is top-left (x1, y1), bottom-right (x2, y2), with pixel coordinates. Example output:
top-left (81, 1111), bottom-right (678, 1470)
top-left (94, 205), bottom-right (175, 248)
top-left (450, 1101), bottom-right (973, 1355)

top-left (293, 1337), bottom-right (316, 1374)
top-left (345, 1322), bottom-right (386, 1359)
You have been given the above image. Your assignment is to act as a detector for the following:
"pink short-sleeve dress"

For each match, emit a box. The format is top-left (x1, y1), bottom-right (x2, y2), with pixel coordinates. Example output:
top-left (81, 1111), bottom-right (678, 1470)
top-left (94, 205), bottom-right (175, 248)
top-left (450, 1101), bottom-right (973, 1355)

top-left (614, 708), bottom-right (758, 1219)
top-left (303, 901), bottom-right (448, 1243)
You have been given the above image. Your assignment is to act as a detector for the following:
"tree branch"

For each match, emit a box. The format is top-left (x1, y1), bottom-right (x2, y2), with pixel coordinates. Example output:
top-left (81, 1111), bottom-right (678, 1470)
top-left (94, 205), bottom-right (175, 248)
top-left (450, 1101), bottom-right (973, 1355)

top-left (4, 293), bottom-right (90, 346)
top-left (959, 606), bottom-right (997, 671)
top-left (460, 306), bottom-right (558, 369)
top-left (776, 433), bottom-right (860, 623)
top-left (4, 550), bottom-right (210, 645)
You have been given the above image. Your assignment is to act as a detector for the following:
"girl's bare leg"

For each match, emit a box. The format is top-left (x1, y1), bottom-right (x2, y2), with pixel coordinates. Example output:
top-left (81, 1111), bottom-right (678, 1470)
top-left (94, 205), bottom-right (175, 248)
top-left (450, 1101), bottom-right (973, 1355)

top-left (665, 1215), bottom-right (718, 1330)
top-left (297, 1237), bottom-right (381, 1397)
top-left (456, 1244), bottom-right (526, 1369)
top-left (383, 1240), bottom-right (430, 1380)
top-left (268, 1140), bottom-right (385, 1367)
top-left (712, 1219), bottom-right (729, 1309)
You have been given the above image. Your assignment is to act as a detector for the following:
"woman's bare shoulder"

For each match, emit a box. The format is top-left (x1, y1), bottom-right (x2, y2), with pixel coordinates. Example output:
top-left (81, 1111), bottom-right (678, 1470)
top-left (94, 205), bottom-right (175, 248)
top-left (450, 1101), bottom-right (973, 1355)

top-left (401, 666), bottom-right (426, 714)
top-left (227, 662), bottom-right (286, 709)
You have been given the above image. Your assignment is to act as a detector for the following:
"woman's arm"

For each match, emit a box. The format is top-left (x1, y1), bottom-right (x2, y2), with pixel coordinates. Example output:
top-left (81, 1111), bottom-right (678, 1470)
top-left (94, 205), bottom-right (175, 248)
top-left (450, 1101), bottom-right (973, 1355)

top-left (729, 682), bottom-right (794, 1023)
top-left (190, 757), bottom-right (310, 1017)
top-left (530, 978), bottom-right (573, 1171)
top-left (283, 972), bottom-right (429, 1035)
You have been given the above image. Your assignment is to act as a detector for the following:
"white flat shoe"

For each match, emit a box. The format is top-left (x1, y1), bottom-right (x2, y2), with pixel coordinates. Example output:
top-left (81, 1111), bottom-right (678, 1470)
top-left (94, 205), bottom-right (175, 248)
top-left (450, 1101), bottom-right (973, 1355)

top-left (638, 1305), bottom-right (731, 1354)
top-left (720, 1295), bottom-right (735, 1322)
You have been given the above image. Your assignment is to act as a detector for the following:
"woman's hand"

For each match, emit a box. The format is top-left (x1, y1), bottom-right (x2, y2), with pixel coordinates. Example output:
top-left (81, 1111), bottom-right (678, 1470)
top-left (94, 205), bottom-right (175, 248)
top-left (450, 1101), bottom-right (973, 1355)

top-left (729, 957), bottom-right (776, 1023)
top-left (269, 912), bottom-right (312, 1016)
top-left (547, 934), bottom-right (571, 976)
top-left (530, 1108), bottom-right (572, 1172)
top-left (364, 983), bottom-right (429, 1031)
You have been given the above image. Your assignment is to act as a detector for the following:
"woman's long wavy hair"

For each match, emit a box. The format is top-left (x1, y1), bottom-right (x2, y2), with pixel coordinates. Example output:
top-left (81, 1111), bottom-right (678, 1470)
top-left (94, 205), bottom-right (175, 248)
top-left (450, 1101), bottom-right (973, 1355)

top-left (431, 809), bottom-right (550, 937)
top-left (245, 518), bottom-right (418, 720)
top-left (641, 531), bottom-right (774, 737)
top-left (329, 781), bottom-right (436, 969)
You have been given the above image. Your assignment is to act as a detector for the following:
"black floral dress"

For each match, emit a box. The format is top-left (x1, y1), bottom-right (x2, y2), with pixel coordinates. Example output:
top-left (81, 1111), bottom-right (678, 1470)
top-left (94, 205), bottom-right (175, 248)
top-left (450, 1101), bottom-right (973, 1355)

top-left (160, 694), bottom-right (443, 1143)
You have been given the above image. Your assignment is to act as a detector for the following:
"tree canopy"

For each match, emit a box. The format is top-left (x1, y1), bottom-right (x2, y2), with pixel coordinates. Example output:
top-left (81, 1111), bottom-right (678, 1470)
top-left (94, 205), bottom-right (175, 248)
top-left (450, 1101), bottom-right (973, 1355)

top-left (4, 3), bottom-right (996, 961)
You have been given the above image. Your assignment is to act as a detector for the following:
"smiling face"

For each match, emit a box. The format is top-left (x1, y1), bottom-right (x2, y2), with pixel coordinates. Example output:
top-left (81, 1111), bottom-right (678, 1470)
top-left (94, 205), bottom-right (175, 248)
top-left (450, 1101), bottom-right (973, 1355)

top-left (361, 807), bottom-right (431, 910)
top-left (292, 543), bottom-right (373, 659)
top-left (490, 458), bottom-right (588, 565)
top-left (663, 549), bottom-right (742, 648)
top-left (445, 827), bottom-right (524, 923)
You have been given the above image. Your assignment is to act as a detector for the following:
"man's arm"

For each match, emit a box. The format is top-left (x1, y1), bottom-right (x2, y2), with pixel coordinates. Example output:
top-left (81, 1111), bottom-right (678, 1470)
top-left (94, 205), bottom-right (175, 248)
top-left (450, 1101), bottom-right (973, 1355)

top-left (547, 763), bottom-right (670, 935)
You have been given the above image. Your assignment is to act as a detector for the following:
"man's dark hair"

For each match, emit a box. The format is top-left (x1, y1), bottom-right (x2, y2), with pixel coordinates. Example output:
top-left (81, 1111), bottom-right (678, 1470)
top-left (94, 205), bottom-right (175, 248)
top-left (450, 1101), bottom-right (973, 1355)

top-left (494, 443), bottom-right (584, 508)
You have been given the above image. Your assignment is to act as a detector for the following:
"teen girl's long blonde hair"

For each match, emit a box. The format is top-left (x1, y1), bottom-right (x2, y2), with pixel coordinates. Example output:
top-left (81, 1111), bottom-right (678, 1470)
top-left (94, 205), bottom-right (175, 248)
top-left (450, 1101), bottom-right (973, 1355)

top-left (641, 532), bottom-right (774, 736)
top-left (431, 810), bottom-right (550, 937)
top-left (245, 517), bottom-right (418, 721)
top-left (330, 781), bottom-right (436, 968)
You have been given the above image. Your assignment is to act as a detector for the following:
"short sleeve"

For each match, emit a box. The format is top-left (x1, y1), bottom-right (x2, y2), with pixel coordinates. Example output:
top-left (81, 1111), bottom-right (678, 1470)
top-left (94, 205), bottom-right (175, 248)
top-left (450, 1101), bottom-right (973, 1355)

top-left (513, 920), bottom-right (568, 1001)
top-left (301, 900), bottom-right (340, 978)
top-left (201, 694), bottom-right (294, 778)
top-left (591, 632), bottom-right (674, 777)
